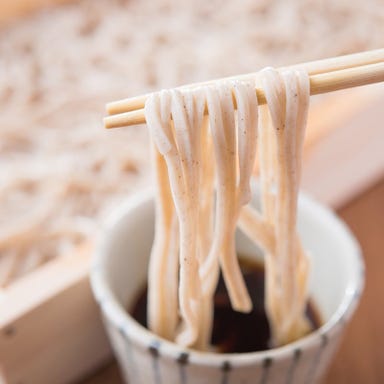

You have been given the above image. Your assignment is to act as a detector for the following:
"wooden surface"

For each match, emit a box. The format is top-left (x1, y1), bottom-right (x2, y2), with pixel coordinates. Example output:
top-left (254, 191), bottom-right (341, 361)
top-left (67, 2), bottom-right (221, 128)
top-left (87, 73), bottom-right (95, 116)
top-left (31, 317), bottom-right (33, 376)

top-left (80, 178), bottom-right (384, 384)
top-left (302, 85), bottom-right (384, 208)
top-left (324, 178), bottom-right (384, 384)
top-left (0, 244), bottom-right (111, 384)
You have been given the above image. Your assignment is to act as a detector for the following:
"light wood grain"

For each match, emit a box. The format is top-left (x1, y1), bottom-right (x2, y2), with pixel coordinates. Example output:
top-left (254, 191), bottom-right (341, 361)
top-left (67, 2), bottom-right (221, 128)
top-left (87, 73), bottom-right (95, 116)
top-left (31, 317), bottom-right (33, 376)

top-left (302, 85), bottom-right (384, 208)
top-left (0, 244), bottom-right (111, 384)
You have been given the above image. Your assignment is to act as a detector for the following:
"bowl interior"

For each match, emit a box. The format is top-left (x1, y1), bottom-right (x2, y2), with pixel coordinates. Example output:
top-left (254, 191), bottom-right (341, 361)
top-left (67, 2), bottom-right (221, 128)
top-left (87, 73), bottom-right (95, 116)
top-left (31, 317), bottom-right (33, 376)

top-left (96, 190), bottom-right (363, 334)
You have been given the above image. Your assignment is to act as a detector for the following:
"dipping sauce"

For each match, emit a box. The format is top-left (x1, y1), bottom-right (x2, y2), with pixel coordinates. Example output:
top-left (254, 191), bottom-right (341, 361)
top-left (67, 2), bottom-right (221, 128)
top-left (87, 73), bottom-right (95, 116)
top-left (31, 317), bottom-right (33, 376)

top-left (130, 257), bottom-right (322, 353)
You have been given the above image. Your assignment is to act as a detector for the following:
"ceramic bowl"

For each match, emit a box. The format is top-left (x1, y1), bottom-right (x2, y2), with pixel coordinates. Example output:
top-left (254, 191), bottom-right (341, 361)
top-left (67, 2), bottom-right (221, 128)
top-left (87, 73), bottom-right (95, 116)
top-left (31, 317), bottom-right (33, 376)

top-left (91, 189), bottom-right (364, 384)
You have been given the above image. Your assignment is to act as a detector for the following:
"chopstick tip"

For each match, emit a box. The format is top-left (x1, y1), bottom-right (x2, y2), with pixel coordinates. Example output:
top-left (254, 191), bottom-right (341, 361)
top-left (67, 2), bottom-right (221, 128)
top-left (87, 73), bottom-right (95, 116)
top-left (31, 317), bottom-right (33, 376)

top-left (105, 102), bottom-right (115, 115)
top-left (103, 115), bottom-right (115, 129)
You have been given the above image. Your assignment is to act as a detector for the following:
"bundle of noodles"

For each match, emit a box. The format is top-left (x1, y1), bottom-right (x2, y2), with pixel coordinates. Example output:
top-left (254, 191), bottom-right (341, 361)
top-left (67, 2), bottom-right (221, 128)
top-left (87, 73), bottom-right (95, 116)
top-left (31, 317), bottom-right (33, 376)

top-left (145, 68), bottom-right (311, 350)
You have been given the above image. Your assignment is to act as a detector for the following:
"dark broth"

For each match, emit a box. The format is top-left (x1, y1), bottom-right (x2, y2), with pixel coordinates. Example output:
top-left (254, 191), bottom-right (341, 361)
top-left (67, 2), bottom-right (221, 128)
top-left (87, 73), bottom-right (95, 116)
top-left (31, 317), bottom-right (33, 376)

top-left (130, 257), bottom-right (322, 353)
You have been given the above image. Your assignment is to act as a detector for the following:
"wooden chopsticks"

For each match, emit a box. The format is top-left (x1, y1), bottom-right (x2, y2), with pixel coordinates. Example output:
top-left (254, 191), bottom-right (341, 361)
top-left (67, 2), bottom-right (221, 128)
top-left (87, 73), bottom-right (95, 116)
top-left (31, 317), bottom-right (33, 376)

top-left (104, 49), bottom-right (384, 129)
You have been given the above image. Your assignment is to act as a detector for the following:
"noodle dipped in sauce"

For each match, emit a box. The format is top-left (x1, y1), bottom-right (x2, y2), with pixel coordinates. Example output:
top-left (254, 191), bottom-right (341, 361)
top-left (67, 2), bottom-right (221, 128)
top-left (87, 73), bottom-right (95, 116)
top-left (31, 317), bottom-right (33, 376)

top-left (144, 68), bottom-right (313, 350)
top-left (131, 257), bottom-right (322, 353)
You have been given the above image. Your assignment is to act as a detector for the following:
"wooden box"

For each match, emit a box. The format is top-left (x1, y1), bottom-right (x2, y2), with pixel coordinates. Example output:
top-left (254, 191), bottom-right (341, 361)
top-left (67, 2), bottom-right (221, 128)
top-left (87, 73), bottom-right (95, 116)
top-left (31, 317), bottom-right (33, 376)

top-left (0, 244), bottom-right (111, 384)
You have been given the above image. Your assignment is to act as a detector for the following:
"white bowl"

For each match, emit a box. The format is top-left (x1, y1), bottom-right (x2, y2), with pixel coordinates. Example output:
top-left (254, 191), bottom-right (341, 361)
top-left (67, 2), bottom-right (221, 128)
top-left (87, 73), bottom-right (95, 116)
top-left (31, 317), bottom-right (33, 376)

top-left (91, 189), bottom-right (364, 384)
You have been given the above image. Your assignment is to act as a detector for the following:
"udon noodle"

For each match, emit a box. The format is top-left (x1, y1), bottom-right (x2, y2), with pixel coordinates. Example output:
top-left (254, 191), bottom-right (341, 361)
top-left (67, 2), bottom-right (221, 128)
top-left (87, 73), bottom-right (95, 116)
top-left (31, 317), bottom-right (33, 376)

top-left (144, 67), bottom-right (311, 350)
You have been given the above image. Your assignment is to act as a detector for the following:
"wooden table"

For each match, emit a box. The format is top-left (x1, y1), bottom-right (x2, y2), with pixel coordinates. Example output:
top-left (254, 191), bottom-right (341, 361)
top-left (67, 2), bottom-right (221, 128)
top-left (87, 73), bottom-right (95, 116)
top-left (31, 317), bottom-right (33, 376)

top-left (324, 179), bottom-right (384, 383)
top-left (81, 179), bottom-right (384, 384)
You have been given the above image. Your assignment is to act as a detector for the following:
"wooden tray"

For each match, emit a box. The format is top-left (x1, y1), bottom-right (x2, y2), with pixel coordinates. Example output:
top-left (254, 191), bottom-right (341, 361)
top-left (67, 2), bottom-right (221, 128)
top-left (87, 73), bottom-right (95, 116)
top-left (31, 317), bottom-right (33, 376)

top-left (0, 244), bottom-right (111, 384)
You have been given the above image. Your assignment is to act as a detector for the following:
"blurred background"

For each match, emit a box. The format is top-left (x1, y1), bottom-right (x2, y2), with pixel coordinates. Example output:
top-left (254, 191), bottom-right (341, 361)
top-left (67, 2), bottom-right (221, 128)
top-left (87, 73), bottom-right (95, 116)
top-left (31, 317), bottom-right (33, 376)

top-left (0, 0), bottom-right (383, 383)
